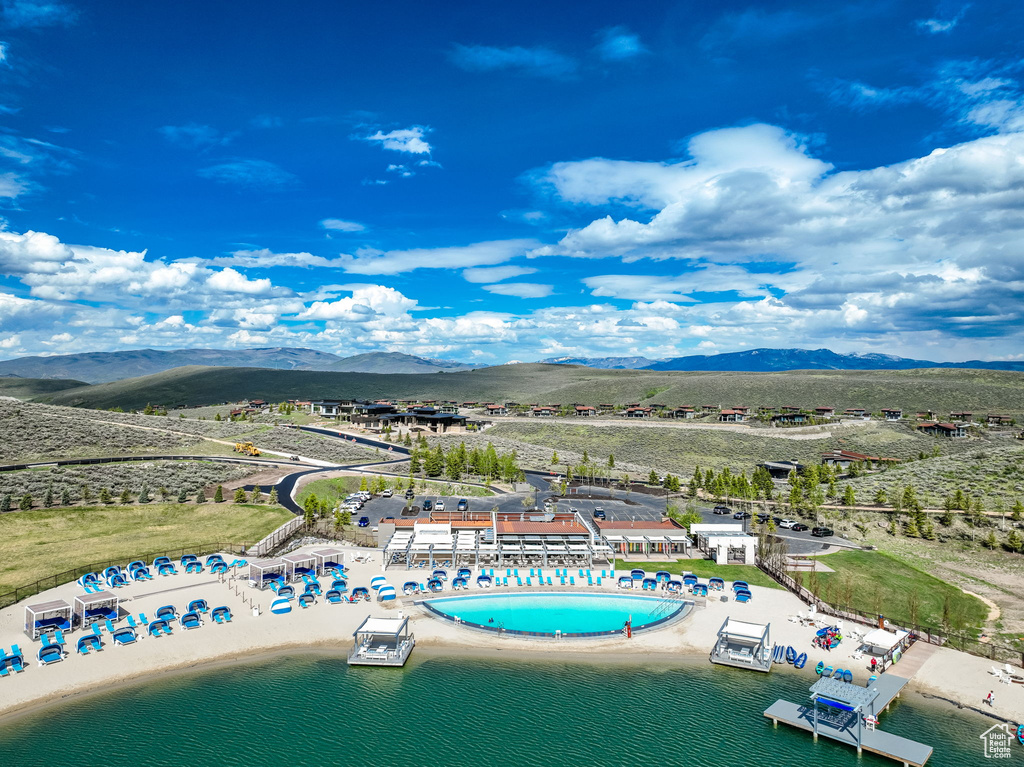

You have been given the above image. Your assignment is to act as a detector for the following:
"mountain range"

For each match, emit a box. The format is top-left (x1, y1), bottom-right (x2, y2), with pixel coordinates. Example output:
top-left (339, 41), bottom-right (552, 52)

top-left (0, 348), bottom-right (480, 383)
top-left (1, 346), bottom-right (1022, 385)
top-left (543, 348), bottom-right (1024, 372)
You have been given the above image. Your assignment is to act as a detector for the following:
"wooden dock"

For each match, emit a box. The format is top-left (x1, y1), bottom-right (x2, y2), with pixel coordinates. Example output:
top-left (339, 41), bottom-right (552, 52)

top-left (764, 674), bottom-right (933, 766)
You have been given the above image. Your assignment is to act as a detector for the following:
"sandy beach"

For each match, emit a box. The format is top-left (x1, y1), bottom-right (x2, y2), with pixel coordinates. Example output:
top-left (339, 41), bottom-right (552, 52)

top-left (0, 544), bottom-right (1020, 727)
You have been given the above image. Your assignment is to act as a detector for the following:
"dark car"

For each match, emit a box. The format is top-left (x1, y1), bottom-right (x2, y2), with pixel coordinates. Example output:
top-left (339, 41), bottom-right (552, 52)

top-left (422, 500), bottom-right (433, 512)
top-left (357, 516), bottom-right (370, 527)
top-left (791, 523), bottom-right (809, 532)
top-left (713, 505), bottom-right (731, 515)
top-left (593, 507), bottom-right (606, 519)
top-left (733, 511), bottom-right (752, 519)
top-left (811, 526), bottom-right (835, 537)
top-left (405, 489), bottom-right (415, 499)
top-left (756, 514), bottom-right (771, 523)
top-left (457, 498), bottom-right (469, 511)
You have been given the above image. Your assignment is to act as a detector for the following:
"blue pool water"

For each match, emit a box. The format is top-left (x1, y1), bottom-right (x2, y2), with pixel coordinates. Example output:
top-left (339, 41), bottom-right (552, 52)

top-left (423, 592), bottom-right (685, 635)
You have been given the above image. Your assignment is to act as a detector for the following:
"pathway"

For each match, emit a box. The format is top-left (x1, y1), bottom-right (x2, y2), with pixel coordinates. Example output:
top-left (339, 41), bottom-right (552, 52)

top-left (894, 641), bottom-right (939, 679)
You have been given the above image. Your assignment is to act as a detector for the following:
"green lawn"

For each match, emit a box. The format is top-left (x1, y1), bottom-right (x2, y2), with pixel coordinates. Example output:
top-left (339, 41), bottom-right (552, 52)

top-left (806, 550), bottom-right (988, 629)
top-left (613, 559), bottom-right (781, 589)
top-left (0, 502), bottom-right (292, 597)
top-left (296, 476), bottom-right (494, 508)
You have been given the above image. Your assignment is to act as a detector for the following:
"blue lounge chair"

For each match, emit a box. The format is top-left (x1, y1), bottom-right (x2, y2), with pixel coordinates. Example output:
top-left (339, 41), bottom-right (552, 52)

top-left (525, 577), bottom-right (532, 586)
top-left (427, 579), bottom-right (443, 593)
top-left (229, 558), bottom-right (248, 568)
top-left (181, 554), bottom-right (199, 568)
top-left (709, 577), bottom-right (725, 590)
top-left (136, 614), bottom-right (149, 628)
top-left (276, 585), bottom-right (295, 600)
top-left (432, 569), bottom-right (447, 581)
top-left (155, 605), bottom-right (178, 622)
top-left (0, 662), bottom-right (9, 678)
top-left (53, 629), bottom-right (66, 646)
top-left (642, 578), bottom-right (657, 591)
top-left (76, 632), bottom-right (102, 655)
top-left (37, 644), bottom-right (64, 666)
top-left (352, 587), bottom-right (370, 600)
top-left (153, 556), bottom-right (172, 568)
top-left (732, 580), bottom-right (749, 592)
top-left (618, 576), bottom-right (633, 589)
top-left (9, 645), bottom-right (24, 673)
top-left (297, 593), bottom-right (315, 608)
top-left (735, 591), bottom-right (752, 603)
top-left (476, 575), bottom-right (492, 588)
top-left (656, 571), bottom-right (672, 583)
top-left (325, 589), bottom-right (343, 604)
top-left (210, 562), bottom-right (228, 574)
top-left (211, 606), bottom-right (232, 624)
top-left (112, 626), bottom-right (138, 646)
top-left (330, 578), bottom-right (348, 592)
top-left (148, 619), bottom-right (171, 637)
top-left (188, 599), bottom-right (210, 614)
top-left (127, 615), bottom-right (142, 631)
top-left (683, 574), bottom-right (698, 587)
top-left (103, 619), bottom-right (117, 635)
top-left (205, 554), bottom-right (225, 567)
top-left (103, 566), bottom-right (121, 580)
top-left (403, 581), bottom-right (418, 595)
top-left (158, 563), bottom-right (177, 576)
top-left (516, 577), bottom-right (523, 587)
top-left (303, 581), bottom-right (322, 596)
top-left (185, 561), bottom-right (203, 574)
top-left (127, 560), bottom-right (146, 571)
top-left (180, 611), bottom-right (202, 630)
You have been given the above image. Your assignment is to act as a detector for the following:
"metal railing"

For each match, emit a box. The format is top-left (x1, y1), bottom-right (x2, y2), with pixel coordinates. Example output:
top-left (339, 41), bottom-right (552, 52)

top-left (756, 556), bottom-right (1024, 666)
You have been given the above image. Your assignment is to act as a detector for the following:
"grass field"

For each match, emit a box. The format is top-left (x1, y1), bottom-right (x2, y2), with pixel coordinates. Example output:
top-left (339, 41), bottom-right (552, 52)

top-left (296, 476), bottom-right (494, 508)
top-left (804, 550), bottom-right (989, 629)
top-left (0, 502), bottom-right (292, 594)
top-left (614, 559), bottom-right (781, 589)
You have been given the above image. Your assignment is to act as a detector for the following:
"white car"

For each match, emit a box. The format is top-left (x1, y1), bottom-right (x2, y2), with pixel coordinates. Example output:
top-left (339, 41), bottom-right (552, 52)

top-left (435, 500), bottom-right (446, 511)
top-left (778, 519), bottom-right (797, 529)
top-left (381, 489), bottom-right (393, 497)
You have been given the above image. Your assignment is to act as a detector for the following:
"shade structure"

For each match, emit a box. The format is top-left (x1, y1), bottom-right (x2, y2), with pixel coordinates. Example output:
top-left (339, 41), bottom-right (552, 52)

top-left (377, 586), bottom-right (397, 601)
top-left (370, 576), bottom-right (387, 590)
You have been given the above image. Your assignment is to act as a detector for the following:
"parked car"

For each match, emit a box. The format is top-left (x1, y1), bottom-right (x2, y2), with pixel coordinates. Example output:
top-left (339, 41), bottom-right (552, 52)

top-left (778, 519), bottom-right (797, 529)
top-left (435, 500), bottom-right (446, 511)
top-left (811, 526), bottom-right (835, 537)
top-left (381, 488), bottom-right (393, 497)
top-left (756, 514), bottom-right (771, 523)
top-left (457, 498), bottom-right (469, 511)
top-left (357, 516), bottom-right (369, 527)
top-left (713, 505), bottom-right (731, 515)
top-left (405, 489), bottom-right (415, 499)
top-left (422, 500), bottom-right (433, 512)
top-left (593, 507), bottom-right (606, 519)
top-left (733, 511), bottom-right (751, 519)
top-left (791, 523), bottom-right (809, 532)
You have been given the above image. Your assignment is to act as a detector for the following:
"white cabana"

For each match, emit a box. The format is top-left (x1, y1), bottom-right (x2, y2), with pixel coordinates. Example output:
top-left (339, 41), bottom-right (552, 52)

top-left (861, 627), bottom-right (910, 656)
top-left (710, 617), bottom-right (773, 672)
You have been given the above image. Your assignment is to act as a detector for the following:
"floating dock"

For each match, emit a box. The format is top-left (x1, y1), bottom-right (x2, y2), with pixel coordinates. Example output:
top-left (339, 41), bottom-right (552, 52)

top-left (764, 673), bottom-right (932, 766)
top-left (347, 615), bottom-right (415, 667)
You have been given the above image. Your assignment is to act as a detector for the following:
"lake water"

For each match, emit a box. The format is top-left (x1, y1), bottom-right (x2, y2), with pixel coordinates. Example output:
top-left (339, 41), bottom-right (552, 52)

top-left (0, 653), bottom-right (999, 766)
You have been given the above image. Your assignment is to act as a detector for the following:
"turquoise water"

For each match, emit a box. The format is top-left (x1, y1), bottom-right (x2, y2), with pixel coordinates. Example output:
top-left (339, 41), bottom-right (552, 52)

top-left (424, 592), bottom-right (679, 634)
top-left (0, 654), bottom-right (997, 766)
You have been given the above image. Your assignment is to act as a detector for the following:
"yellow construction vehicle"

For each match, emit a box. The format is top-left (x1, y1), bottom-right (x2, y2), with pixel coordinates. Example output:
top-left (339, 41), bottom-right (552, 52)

top-left (234, 441), bottom-right (261, 457)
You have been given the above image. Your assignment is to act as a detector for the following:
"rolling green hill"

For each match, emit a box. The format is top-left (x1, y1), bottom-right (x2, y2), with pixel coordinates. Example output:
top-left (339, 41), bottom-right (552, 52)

top-left (33, 363), bottom-right (1024, 416)
top-left (0, 377), bottom-right (90, 399)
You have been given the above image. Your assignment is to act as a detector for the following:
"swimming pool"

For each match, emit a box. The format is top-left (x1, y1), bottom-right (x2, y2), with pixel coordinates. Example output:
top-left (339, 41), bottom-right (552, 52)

top-left (421, 592), bottom-right (691, 637)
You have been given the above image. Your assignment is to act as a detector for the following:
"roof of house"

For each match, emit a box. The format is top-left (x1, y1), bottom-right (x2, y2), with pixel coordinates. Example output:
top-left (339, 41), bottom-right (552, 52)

top-left (595, 519), bottom-right (682, 530)
top-left (496, 520), bottom-right (589, 534)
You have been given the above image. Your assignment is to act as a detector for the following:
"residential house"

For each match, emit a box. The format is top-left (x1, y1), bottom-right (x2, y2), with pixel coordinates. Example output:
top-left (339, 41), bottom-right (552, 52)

top-left (821, 449), bottom-right (899, 469)
top-left (701, 404), bottom-right (718, 413)
top-left (918, 421), bottom-right (968, 438)
top-left (719, 408), bottom-right (747, 423)
top-left (950, 411), bottom-right (973, 421)
top-left (814, 406), bottom-right (836, 417)
top-left (843, 408), bottom-right (867, 417)
top-left (670, 406), bottom-right (696, 419)
top-left (625, 406), bottom-right (653, 418)
top-left (439, 403), bottom-right (460, 414)
top-left (916, 410), bottom-right (936, 420)
top-left (532, 406), bottom-right (557, 417)
top-left (308, 399), bottom-right (356, 419)
top-left (485, 404), bottom-right (508, 416)
top-left (761, 460), bottom-right (804, 479)
top-left (881, 408), bottom-right (902, 421)
top-left (770, 412), bottom-right (808, 426)
top-left (574, 405), bottom-right (597, 417)
top-left (987, 414), bottom-right (1013, 426)
top-left (780, 405), bottom-right (802, 413)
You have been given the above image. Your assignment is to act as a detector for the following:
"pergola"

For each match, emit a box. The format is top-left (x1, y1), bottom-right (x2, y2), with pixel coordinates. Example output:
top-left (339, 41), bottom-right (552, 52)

top-left (348, 616), bottom-right (416, 667)
top-left (710, 617), bottom-right (773, 671)
top-left (248, 558), bottom-right (286, 589)
top-left (24, 598), bottom-right (72, 639)
top-left (312, 548), bottom-right (345, 573)
top-left (282, 552), bottom-right (317, 582)
top-left (73, 591), bottom-right (119, 628)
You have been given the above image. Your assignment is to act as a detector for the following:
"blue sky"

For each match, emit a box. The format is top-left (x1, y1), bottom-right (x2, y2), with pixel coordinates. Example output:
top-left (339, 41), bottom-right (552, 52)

top-left (0, 0), bottom-right (1023, 363)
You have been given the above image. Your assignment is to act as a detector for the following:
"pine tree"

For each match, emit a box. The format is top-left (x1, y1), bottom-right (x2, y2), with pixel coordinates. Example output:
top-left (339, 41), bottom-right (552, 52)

top-left (81, 484), bottom-right (93, 503)
top-left (234, 487), bottom-right (247, 503)
top-left (214, 412), bottom-right (222, 421)
top-left (983, 530), bottom-right (998, 549)
top-left (268, 487), bottom-right (279, 505)
top-left (251, 486), bottom-right (263, 504)
top-left (177, 488), bottom-right (188, 503)
top-left (359, 476), bottom-right (369, 492)
top-left (648, 469), bottom-right (658, 485)
top-left (874, 487), bottom-right (887, 506)
top-left (0, 494), bottom-right (9, 512)
top-left (1006, 530), bottom-right (1023, 553)
top-left (43, 487), bottom-right (54, 508)
top-left (138, 484), bottom-right (151, 503)
top-left (1012, 500), bottom-right (1024, 522)
top-left (842, 485), bottom-right (856, 506)
top-left (19, 493), bottom-right (32, 510)
top-left (939, 509), bottom-right (954, 526)
top-left (195, 488), bottom-right (205, 503)
top-left (607, 454), bottom-right (615, 469)
top-left (60, 487), bottom-right (71, 506)
top-left (582, 450), bottom-right (589, 463)
top-left (214, 485), bottom-right (224, 502)
top-left (99, 487), bottom-right (113, 505)
top-left (119, 488), bottom-right (132, 504)
top-left (551, 451), bottom-right (559, 465)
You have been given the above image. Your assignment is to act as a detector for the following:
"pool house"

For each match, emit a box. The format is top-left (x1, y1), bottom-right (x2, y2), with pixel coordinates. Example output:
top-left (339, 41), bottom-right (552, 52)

top-left (73, 591), bottom-right (119, 629)
top-left (595, 519), bottom-right (692, 560)
top-left (24, 599), bottom-right (72, 639)
top-left (691, 524), bottom-right (758, 565)
top-left (383, 512), bottom-right (614, 570)
top-left (711, 617), bottom-right (773, 672)
top-left (348, 616), bottom-right (416, 667)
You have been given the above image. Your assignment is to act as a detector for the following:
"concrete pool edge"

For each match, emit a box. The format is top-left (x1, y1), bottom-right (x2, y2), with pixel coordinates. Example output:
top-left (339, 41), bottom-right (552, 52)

top-left (416, 591), bottom-right (695, 640)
